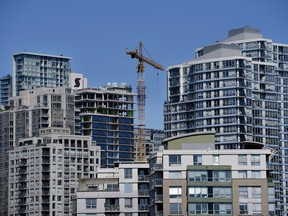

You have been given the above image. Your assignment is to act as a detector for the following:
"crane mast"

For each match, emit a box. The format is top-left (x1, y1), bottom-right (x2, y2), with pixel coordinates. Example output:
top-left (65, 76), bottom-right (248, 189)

top-left (126, 41), bottom-right (164, 161)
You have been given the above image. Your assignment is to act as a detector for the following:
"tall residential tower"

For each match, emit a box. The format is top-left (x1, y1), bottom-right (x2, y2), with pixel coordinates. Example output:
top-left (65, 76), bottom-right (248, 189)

top-left (0, 87), bottom-right (75, 215)
top-left (164, 27), bottom-right (288, 215)
top-left (0, 74), bottom-right (12, 105)
top-left (12, 52), bottom-right (71, 96)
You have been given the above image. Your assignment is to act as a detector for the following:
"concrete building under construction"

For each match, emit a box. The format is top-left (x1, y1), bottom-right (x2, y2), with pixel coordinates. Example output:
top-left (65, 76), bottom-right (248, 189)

top-left (75, 83), bottom-right (136, 168)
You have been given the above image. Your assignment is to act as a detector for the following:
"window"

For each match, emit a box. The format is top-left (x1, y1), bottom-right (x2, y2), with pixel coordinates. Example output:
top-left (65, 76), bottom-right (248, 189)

top-left (213, 187), bottom-right (231, 198)
top-left (124, 198), bottom-right (132, 208)
top-left (238, 155), bottom-right (247, 165)
top-left (124, 183), bottom-right (132, 193)
top-left (213, 171), bottom-right (231, 182)
top-left (170, 203), bottom-right (182, 215)
top-left (86, 198), bottom-right (97, 208)
top-left (268, 187), bottom-right (275, 202)
top-left (214, 203), bottom-right (232, 215)
top-left (169, 155), bottom-right (181, 166)
top-left (169, 187), bottom-right (182, 199)
top-left (238, 171), bottom-right (247, 178)
top-left (251, 171), bottom-right (261, 178)
top-left (239, 203), bottom-right (248, 214)
top-left (239, 187), bottom-right (248, 198)
top-left (253, 203), bottom-right (262, 214)
top-left (189, 187), bottom-right (208, 198)
top-left (169, 187), bottom-right (182, 214)
top-left (252, 187), bottom-right (261, 198)
top-left (213, 155), bottom-right (219, 165)
top-left (169, 171), bottom-right (181, 179)
top-left (188, 171), bottom-right (208, 182)
top-left (188, 203), bottom-right (208, 215)
top-left (251, 155), bottom-right (260, 166)
top-left (269, 203), bottom-right (275, 216)
top-left (193, 155), bottom-right (202, 165)
top-left (124, 168), bottom-right (132, 178)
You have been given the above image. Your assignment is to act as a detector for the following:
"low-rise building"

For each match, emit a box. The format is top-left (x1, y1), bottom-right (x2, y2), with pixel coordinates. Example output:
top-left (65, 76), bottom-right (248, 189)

top-left (76, 162), bottom-right (149, 216)
top-left (149, 132), bottom-right (275, 216)
top-left (75, 132), bottom-right (275, 216)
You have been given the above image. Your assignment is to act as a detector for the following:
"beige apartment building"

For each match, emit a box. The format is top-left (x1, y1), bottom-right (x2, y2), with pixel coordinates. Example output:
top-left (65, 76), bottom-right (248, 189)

top-left (150, 132), bottom-right (275, 216)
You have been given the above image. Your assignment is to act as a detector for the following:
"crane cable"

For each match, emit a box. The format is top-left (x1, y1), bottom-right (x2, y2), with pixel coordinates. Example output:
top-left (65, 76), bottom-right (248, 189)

top-left (142, 43), bottom-right (160, 95)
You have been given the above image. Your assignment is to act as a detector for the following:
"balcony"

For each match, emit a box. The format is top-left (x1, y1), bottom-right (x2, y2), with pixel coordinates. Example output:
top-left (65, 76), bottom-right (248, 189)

top-left (42, 159), bottom-right (50, 164)
top-left (138, 189), bottom-right (149, 196)
top-left (42, 198), bottom-right (50, 203)
top-left (42, 175), bottom-right (50, 180)
top-left (105, 204), bottom-right (120, 211)
top-left (138, 175), bottom-right (149, 181)
top-left (155, 195), bottom-right (163, 202)
top-left (41, 205), bottom-right (50, 211)
top-left (19, 177), bottom-right (27, 182)
top-left (42, 167), bottom-right (50, 172)
top-left (42, 182), bottom-right (50, 188)
top-left (18, 168), bottom-right (27, 174)
top-left (19, 161), bottom-right (28, 166)
top-left (153, 164), bottom-right (163, 171)
top-left (138, 204), bottom-right (149, 211)
top-left (18, 183), bottom-right (27, 190)
top-left (155, 179), bottom-right (163, 187)
top-left (42, 151), bottom-right (50, 156)
top-left (18, 200), bottom-right (27, 206)
top-left (18, 192), bottom-right (27, 197)
top-left (42, 189), bottom-right (50, 195)
top-left (18, 207), bottom-right (27, 213)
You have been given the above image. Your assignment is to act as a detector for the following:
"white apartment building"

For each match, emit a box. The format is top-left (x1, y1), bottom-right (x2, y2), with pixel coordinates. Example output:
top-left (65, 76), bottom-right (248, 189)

top-left (164, 27), bottom-right (288, 214)
top-left (76, 162), bottom-right (150, 216)
top-left (12, 52), bottom-right (71, 96)
top-left (8, 128), bottom-right (101, 216)
top-left (1, 87), bottom-right (76, 215)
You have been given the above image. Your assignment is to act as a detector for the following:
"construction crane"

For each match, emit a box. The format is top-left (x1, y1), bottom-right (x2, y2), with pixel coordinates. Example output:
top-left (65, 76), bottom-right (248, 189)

top-left (126, 41), bottom-right (164, 161)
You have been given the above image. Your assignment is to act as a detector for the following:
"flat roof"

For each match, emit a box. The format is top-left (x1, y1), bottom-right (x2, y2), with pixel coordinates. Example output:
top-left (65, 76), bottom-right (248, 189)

top-left (162, 131), bottom-right (215, 143)
top-left (13, 52), bottom-right (72, 60)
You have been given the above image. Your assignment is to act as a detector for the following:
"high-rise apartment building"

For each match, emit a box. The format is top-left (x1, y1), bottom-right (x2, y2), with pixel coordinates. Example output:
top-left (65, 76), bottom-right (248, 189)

top-left (0, 87), bottom-right (75, 216)
top-left (12, 52), bottom-right (71, 96)
top-left (0, 74), bottom-right (12, 105)
top-left (75, 83), bottom-right (136, 168)
top-left (149, 132), bottom-right (275, 216)
top-left (164, 27), bottom-right (288, 215)
top-left (9, 127), bottom-right (100, 216)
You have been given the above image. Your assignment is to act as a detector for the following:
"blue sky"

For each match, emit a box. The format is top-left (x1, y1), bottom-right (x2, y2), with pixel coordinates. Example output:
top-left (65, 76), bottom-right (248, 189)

top-left (0, 0), bottom-right (287, 129)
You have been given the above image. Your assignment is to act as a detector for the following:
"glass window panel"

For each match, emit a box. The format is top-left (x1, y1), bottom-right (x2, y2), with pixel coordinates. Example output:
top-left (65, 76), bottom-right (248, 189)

top-left (124, 183), bottom-right (132, 193)
top-left (239, 187), bottom-right (248, 198)
top-left (238, 155), bottom-right (247, 165)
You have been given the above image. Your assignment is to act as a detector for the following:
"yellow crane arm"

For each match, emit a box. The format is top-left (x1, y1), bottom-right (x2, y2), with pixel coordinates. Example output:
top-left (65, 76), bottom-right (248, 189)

top-left (126, 49), bottom-right (164, 71)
